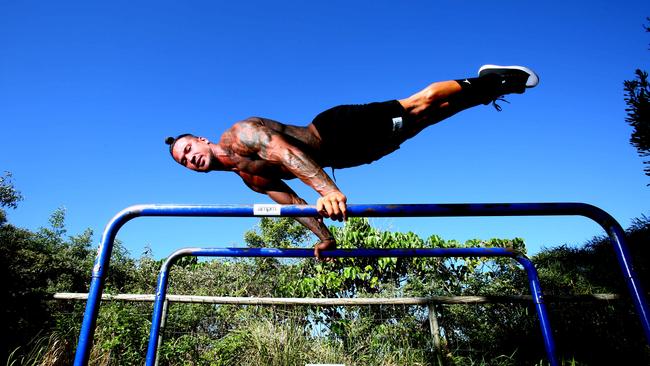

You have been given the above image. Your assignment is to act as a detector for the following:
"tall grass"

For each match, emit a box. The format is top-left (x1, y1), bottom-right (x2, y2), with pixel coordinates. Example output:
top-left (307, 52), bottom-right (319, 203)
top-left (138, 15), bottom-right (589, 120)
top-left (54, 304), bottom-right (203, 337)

top-left (6, 325), bottom-right (577, 366)
top-left (210, 318), bottom-right (351, 366)
top-left (5, 305), bottom-right (583, 366)
top-left (6, 331), bottom-right (72, 366)
top-left (202, 315), bottom-right (433, 366)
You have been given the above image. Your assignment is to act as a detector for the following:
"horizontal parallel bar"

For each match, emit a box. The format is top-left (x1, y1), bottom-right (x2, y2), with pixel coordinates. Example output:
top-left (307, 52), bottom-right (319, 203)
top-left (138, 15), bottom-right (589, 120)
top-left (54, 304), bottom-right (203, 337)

top-left (163, 247), bottom-right (521, 259)
top-left (114, 202), bottom-right (616, 223)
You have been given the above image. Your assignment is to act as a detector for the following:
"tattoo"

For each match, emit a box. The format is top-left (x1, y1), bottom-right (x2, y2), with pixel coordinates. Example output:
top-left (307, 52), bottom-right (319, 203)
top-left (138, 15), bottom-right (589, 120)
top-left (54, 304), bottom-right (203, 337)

top-left (287, 197), bottom-right (332, 241)
top-left (274, 185), bottom-right (333, 241)
top-left (234, 120), bottom-right (339, 196)
top-left (294, 216), bottom-right (333, 241)
top-left (252, 117), bottom-right (321, 149)
top-left (235, 120), bottom-right (273, 156)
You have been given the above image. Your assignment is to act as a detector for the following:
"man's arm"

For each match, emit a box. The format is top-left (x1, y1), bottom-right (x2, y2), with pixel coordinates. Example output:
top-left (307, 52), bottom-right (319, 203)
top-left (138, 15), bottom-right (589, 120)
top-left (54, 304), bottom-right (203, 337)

top-left (233, 120), bottom-right (347, 221)
top-left (240, 172), bottom-right (336, 260)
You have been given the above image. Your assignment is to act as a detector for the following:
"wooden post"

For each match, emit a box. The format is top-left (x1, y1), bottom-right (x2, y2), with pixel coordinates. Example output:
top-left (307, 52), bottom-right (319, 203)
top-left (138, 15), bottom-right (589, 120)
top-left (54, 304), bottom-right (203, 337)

top-left (428, 304), bottom-right (441, 353)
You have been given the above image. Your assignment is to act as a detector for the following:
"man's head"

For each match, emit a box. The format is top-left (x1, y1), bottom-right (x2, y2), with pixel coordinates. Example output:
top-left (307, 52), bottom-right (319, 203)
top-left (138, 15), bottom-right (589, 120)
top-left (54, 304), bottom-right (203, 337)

top-left (165, 134), bottom-right (215, 172)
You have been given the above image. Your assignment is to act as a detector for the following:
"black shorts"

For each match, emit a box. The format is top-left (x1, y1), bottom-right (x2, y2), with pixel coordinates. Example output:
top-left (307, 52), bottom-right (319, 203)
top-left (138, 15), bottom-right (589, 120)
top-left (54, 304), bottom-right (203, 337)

top-left (311, 100), bottom-right (409, 169)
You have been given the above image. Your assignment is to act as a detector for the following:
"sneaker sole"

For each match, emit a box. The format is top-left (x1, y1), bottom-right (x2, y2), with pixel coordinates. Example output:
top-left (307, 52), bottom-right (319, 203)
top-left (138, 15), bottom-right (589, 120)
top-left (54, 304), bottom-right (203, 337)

top-left (478, 64), bottom-right (539, 88)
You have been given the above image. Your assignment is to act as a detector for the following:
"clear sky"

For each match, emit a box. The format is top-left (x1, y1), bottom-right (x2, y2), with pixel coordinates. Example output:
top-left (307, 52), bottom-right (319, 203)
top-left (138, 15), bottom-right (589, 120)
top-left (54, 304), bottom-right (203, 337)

top-left (1, 1), bottom-right (649, 259)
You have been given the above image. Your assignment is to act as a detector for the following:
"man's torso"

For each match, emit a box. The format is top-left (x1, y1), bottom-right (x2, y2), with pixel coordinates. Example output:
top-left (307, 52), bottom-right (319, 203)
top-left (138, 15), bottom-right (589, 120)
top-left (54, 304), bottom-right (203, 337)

top-left (217, 100), bottom-right (409, 183)
top-left (217, 117), bottom-right (320, 182)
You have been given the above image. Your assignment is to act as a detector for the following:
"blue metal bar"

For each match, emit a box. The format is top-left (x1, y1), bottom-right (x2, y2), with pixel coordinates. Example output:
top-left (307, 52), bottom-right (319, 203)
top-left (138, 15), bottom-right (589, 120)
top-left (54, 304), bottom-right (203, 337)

top-left (514, 256), bottom-right (555, 362)
top-left (146, 247), bottom-right (557, 366)
top-left (73, 203), bottom-right (650, 366)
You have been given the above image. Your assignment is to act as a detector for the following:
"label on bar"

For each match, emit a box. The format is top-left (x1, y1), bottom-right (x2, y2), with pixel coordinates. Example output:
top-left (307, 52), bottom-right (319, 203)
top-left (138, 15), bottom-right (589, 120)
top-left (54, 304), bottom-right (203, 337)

top-left (253, 204), bottom-right (281, 216)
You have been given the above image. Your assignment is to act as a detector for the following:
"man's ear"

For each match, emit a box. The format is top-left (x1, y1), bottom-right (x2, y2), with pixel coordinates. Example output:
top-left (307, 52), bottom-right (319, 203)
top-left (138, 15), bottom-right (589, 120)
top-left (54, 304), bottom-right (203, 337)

top-left (198, 136), bottom-right (210, 144)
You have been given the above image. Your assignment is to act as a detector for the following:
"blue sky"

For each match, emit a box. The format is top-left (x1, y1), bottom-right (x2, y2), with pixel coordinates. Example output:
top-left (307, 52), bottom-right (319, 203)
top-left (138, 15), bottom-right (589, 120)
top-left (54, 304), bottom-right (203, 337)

top-left (1, 0), bottom-right (649, 259)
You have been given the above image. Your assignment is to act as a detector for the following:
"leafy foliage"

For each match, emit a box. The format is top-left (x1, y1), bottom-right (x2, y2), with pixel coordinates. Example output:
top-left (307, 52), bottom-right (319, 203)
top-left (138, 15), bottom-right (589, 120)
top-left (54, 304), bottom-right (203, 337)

top-left (0, 174), bottom-right (137, 364)
top-left (529, 217), bottom-right (650, 364)
top-left (0, 171), bottom-right (23, 224)
top-left (0, 172), bottom-right (23, 209)
top-left (624, 18), bottom-right (650, 182)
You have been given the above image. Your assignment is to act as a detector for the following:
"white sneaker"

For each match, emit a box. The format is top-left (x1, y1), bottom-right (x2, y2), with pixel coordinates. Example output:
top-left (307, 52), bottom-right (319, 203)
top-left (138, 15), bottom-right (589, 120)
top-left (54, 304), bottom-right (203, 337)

top-left (478, 65), bottom-right (540, 93)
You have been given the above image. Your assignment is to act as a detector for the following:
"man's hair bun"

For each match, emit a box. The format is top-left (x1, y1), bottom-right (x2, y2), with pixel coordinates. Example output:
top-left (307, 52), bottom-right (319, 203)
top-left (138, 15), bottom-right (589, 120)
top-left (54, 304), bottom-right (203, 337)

top-left (164, 133), bottom-right (194, 157)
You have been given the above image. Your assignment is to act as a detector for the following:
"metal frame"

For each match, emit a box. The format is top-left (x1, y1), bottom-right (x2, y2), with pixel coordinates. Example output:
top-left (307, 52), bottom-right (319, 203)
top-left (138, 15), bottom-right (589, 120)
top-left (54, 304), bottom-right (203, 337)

top-left (148, 247), bottom-right (555, 366)
top-left (73, 203), bottom-right (650, 366)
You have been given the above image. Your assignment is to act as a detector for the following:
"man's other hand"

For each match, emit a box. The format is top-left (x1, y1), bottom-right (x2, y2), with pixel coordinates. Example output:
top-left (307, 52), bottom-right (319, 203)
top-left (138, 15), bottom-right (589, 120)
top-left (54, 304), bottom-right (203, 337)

top-left (314, 237), bottom-right (337, 261)
top-left (316, 191), bottom-right (347, 221)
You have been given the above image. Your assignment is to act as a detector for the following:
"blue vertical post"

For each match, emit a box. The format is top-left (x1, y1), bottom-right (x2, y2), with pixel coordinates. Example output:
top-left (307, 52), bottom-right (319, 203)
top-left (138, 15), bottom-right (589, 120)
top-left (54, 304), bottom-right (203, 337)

top-left (515, 255), bottom-right (556, 364)
top-left (73, 207), bottom-right (138, 366)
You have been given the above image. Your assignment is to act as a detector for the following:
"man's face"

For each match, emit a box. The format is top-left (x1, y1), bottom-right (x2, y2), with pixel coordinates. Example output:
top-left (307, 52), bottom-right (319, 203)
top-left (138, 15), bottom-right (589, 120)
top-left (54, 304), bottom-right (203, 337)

top-left (171, 136), bottom-right (213, 172)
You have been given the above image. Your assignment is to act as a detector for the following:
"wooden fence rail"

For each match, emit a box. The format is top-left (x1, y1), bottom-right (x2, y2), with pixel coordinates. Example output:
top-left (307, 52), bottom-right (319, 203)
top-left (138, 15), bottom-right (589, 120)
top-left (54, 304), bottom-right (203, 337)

top-left (54, 292), bottom-right (623, 305)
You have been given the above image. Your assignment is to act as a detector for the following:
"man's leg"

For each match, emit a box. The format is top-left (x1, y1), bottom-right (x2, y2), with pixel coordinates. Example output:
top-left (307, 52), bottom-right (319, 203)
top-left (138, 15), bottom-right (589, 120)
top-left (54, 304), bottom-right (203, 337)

top-left (397, 65), bottom-right (539, 139)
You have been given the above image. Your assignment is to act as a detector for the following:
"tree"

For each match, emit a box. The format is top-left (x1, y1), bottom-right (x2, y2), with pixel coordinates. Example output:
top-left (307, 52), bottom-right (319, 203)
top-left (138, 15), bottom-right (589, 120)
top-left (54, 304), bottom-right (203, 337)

top-left (624, 18), bottom-right (650, 183)
top-left (529, 216), bottom-right (650, 364)
top-left (0, 175), bottom-right (108, 364)
top-left (0, 171), bottom-right (23, 224)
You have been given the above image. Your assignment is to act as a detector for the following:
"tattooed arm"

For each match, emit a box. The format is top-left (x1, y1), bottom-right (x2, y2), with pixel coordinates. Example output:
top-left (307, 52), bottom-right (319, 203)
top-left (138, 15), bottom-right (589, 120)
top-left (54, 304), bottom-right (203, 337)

top-left (231, 120), bottom-right (347, 221)
top-left (239, 172), bottom-right (336, 260)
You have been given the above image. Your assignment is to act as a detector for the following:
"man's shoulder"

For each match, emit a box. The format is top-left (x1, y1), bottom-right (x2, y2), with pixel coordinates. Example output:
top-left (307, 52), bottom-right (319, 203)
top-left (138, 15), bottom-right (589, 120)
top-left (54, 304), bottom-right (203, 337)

top-left (220, 117), bottom-right (272, 156)
top-left (232, 116), bottom-right (265, 128)
top-left (222, 118), bottom-right (262, 141)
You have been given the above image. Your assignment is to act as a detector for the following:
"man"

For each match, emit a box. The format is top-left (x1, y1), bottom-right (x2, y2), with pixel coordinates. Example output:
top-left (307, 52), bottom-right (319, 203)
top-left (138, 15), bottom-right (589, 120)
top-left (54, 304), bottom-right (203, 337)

top-left (165, 65), bottom-right (539, 259)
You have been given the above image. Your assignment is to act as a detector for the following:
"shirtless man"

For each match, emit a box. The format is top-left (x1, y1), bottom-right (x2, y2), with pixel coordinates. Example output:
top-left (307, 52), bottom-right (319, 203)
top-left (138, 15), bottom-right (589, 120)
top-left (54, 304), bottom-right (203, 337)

top-left (165, 65), bottom-right (539, 259)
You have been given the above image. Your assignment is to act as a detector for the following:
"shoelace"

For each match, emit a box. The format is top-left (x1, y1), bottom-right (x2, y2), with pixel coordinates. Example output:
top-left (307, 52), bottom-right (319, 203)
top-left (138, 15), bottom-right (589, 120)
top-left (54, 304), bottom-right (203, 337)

top-left (491, 96), bottom-right (510, 111)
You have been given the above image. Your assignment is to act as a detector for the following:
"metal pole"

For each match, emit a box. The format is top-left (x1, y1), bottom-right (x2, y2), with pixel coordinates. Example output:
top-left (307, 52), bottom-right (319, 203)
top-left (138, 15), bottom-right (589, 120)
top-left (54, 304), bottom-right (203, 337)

top-left (146, 252), bottom-right (179, 366)
top-left (515, 255), bottom-right (558, 366)
top-left (154, 298), bottom-right (169, 366)
top-left (73, 207), bottom-right (136, 366)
